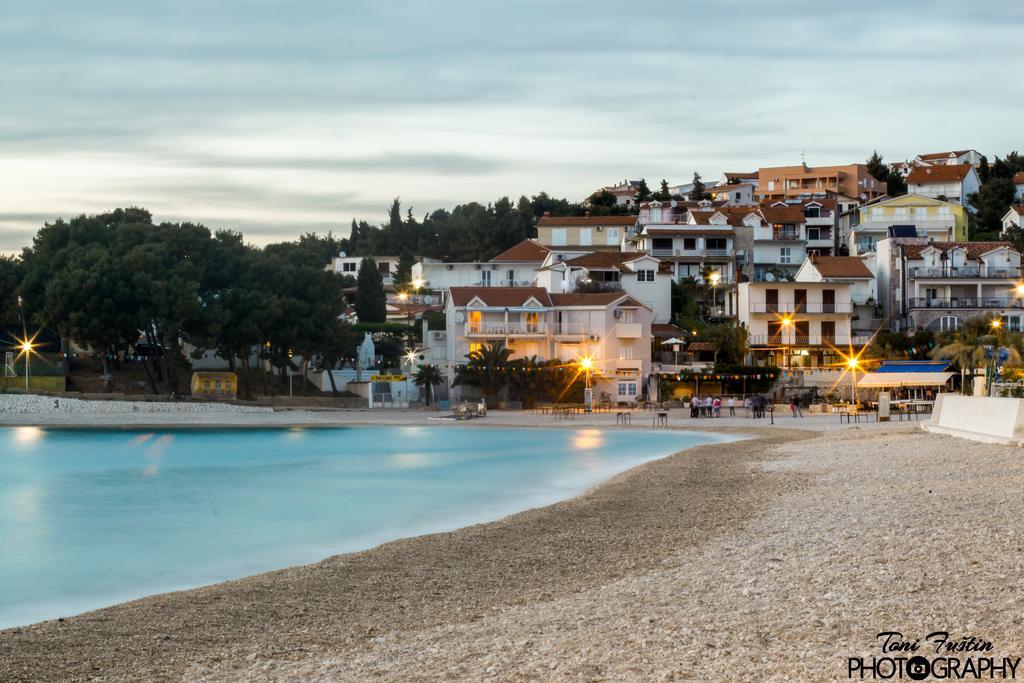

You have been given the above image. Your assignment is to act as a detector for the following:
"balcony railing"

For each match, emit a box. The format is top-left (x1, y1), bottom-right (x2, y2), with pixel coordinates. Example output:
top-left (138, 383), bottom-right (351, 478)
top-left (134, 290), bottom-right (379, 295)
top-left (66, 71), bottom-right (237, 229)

top-left (552, 323), bottom-right (591, 337)
top-left (748, 333), bottom-right (870, 346)
top-left (749, 303), bottom-right (853, 314)
top-left (467, 322), bottom-right (547, 335)
top-left (909, 267), bottom-right (1021, 279)
top-left (772, 229), bottom-right (801, 240)
top-left (472, 279), bottom-right (535, 287)
top-left (650, 248), bottom-right (731, 258)
top-left (908, 298), bottom-right (1024, 310)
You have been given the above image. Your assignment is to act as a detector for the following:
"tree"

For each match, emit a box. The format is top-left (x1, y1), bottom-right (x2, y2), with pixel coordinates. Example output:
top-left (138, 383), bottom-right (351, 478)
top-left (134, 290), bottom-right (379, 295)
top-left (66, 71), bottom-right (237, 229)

top-left (0, 256), bottom-right (22, 323)
top-left (452, 342), bottom-right (513, 402)
top-left (413, 363), bottom-right (443, 405)
top-left (635, 179), bottom-right (652, 203)
top-left (587, 189), bottom-right (617, 208)
top-left (865, 151), bottom-right (906, 196)
top-left (355, 257), bottom-right (387, 323)
top-left (394, 253), bottom-right (415, 287)
top-left (653, 179), bottom-right (672, 201)
top-left (688, 173), bottom-right (709, 201)
top-left (969, 177), bottom-right (1016, 238)
top-left (979, 156), bottom-right (990, 184)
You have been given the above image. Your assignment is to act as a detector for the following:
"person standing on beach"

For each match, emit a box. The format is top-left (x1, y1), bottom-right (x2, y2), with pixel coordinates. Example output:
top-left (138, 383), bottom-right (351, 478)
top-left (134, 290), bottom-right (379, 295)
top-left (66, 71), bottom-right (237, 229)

top-left (790, 395), bottom-right (803, 417)
top-left (728, 396), bottom-right (736, 417)
top-left (712, 397), bottom-right (721, 417)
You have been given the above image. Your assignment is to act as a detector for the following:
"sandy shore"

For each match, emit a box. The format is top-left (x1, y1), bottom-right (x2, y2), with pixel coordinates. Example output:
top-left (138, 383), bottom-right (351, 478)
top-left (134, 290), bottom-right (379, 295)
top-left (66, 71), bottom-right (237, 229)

top-left (2, 409), bottom-right (1021, 680)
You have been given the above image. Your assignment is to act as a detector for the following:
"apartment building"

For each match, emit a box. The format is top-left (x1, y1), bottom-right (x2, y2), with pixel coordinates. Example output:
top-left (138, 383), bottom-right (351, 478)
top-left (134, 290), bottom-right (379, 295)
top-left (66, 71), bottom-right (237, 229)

top-left (875, 238), bottom-right (1023, 332)
top-left (904, 164), bottom-right (980, 206)
top-left (893, 150), bottom-right (984, 177)
top-left (737, 279), bottom-right (859, 368)
top-left (411, 239), bottom-right (549, 292)
top-left (750, 204), bottom-right (809, 282)
top-left (445, 287), bottom-right (653, 402)
top-left (535, 251), bottom-right (672, 322)
top-left (757, 163), bottom-right (887, 203)
top-left (708, 182), bottom-right (756, 205)
top-left (535, 213), bottom-right (637, 249)
top-left (843, 194), bottom-right (968, 255)
top-left (589, 179), bottom-right (643, 207)
top-left (795, 255), bottom-right (878, 341)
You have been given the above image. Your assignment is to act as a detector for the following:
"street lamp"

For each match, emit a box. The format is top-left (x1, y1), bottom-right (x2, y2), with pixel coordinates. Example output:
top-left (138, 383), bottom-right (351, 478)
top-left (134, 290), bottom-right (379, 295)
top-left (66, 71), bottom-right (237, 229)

top-left (579, 355), bottom-right (594, 412)
top-left (846, 356), bottom-right (860, 405)
top-left (411, 277), bottom-right (425, 291)
top-left (991, 318), bottom-right (1002, 331)
top-left (780, 316), bottom-right (793, 368)
top-left (1016, 283), bottom-right (1024, 297)
top-left (405, 349), bottom-right (419, 404)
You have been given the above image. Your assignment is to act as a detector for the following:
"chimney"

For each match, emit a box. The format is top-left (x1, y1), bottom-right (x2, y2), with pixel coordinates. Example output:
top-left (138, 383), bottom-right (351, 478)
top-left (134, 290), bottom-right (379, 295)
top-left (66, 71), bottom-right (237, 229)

top-left (543, 211), bottom-right (551, 218)
top-left (584, 210), bottom-right (590, 218)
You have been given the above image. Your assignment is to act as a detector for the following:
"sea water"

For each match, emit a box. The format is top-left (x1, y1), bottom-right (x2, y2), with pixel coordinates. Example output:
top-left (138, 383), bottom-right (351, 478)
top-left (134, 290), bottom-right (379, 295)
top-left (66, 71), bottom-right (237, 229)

top-left (0, 425), bottom-right (729, 628)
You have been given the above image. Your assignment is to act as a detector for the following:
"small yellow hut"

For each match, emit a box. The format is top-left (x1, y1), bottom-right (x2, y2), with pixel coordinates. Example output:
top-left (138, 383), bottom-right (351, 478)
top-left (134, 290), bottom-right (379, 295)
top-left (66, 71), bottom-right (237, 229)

top-left (190, 372), bottom-right (237, 399)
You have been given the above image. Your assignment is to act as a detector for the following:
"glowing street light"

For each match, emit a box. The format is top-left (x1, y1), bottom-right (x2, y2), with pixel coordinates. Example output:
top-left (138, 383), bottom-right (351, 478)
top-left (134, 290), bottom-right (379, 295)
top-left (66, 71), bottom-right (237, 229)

top-left (411, 277), bottom-right (425, 290)
top-left (991, 318), bottom-right (1003, 331)
top-left (1016, 283), bottom-right (1024, 297)
top-left (397, 291), bottom-right (409, 302)
top-left (14, 332), bottom-right (37, 392)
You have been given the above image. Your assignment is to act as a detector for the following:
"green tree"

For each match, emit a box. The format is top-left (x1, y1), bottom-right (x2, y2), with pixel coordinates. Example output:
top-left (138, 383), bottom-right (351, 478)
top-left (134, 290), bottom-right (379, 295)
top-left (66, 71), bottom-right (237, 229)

top-left (688, 173), bottom-right (709, 201)
top-left (0, 255), bottom-right (22, 323)
top-left (635, 179), bottom-right (652, 203)
top-left (588, 189), bottom-right (617, 208)
top-left (653, 179), bottom-right (672, 201)
top-left (394, 253), bottom-right (416, 287)
top-left (453, 342), bottom-right (513, 402)
top-left (969, 177), bottom-right (1016, 238)
top-left (865, 151), bottom-right (907, 196)
top-left (979, 156), bottom-right (990, 184)
top-left (355, 257), bottom-right (387, 323)
top-left (413, 363), bottom-right (443, 406)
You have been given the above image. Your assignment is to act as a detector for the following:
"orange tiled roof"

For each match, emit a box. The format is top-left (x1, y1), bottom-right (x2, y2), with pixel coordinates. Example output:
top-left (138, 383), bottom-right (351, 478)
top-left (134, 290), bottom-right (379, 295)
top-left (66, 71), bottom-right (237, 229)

top-left (757, 205), bottom-right (806, 223)
top-left (906, 164), bottom-right (974, 184)
top-left (490, 239), bottom-right (549, 262)
top-left (810, 255), bottom-right (873, 279)
top-left (550, 292), bottom-right (645, 307)
top-left (449, 286), bottom-right (552, 307)
top-left (1013, 172), bottom-right (1024, 185)
top-left (917, 150), bottom-right (972, 161)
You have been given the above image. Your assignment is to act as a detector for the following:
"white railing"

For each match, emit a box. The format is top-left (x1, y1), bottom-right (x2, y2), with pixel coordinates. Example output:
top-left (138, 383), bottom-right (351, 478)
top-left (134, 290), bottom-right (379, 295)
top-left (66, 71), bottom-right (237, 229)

top-left (552, 323), bottom-right (591, 336)
top-left (467, 322), bottom-right (547, 335)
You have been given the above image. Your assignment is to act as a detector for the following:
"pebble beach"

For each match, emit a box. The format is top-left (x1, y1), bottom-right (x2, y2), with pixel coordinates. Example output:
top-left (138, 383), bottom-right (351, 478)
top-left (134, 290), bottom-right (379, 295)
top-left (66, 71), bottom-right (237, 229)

top-left (1, 402), bottom-right (1021, 681)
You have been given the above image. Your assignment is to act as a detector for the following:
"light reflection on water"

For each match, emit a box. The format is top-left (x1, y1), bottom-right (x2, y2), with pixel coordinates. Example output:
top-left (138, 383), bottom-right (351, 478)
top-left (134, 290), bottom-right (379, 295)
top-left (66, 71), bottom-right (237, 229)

top-left (0, 426), bottom-right (728, 628)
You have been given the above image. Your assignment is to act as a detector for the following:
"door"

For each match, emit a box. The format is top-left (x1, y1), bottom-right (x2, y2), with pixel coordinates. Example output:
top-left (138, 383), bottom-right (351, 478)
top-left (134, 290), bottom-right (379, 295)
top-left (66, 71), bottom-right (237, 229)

top-left (765, 288), bottom-right (779, 313)
top-left (794, 288), bottom-right (807, 313)
top-left (468, 310), bottom-right (482, 333)
top-left (822, 289), bottom-right (835, 314)
top-left (820, 321), bottom-right (835, 344)
top-left (525, 311), bottom-right (540, 333)
top-left (795, 321), bottom-right (810, 345)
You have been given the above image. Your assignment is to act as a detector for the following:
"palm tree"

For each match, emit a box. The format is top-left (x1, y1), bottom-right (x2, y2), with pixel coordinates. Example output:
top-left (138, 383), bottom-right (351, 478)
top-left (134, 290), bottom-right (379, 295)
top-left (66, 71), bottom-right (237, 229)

top-left (453, 343), bottom-right (513, 402)
top-left (413, 363), bottom-right (443, 406)
top-left (931, 330), bottom-right (990, 394)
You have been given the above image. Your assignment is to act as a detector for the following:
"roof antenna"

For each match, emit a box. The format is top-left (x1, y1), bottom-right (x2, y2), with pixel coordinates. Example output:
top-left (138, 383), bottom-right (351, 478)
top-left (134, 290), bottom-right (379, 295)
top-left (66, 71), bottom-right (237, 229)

top-left (800, 149), bottom-right (807, 167)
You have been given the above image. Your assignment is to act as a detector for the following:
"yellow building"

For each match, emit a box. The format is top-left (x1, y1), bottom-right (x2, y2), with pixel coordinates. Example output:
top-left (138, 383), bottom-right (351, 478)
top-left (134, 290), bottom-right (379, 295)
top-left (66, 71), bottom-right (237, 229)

top-left (846, 194), bottom-right (968, 255)
top-left (191, 372), bottom-right (237, 399)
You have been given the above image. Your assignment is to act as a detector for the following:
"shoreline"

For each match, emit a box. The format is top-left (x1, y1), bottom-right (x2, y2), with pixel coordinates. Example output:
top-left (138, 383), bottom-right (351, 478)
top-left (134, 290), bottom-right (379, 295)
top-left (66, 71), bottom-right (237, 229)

top-left (0, 417), bottom-right (809, 681)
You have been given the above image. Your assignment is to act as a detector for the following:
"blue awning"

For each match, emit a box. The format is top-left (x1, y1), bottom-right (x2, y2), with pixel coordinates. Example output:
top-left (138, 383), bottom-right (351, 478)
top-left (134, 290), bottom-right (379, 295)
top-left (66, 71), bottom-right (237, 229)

top-left (875, 360), bottom-right (951, 373)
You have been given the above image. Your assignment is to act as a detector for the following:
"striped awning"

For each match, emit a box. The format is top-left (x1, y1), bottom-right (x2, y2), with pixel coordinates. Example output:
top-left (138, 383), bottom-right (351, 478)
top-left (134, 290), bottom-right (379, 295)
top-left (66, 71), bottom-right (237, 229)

top-left (857, 372), bottom-right (954, 388)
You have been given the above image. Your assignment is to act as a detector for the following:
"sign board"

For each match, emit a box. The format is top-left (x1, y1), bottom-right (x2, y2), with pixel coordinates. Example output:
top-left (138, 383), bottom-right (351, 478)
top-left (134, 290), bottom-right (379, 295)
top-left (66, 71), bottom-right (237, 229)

top-left (370, 374), bottom-right (406, 381)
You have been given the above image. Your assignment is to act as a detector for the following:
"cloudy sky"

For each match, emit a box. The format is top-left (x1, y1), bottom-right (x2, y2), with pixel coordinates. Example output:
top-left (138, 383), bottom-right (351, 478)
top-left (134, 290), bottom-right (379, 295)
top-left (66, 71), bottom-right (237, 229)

top-left (1, 1), bottom-right (1021, 253)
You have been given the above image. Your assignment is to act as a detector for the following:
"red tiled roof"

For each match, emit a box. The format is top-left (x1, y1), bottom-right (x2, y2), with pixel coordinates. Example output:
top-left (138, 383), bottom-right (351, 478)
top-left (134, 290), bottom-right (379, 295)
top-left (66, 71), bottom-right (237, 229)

top-left (537, 215), bottom-right (637, 227)
top-left (917, 150), bottom-right (971, 161)
top-left (757, 205), bottom-right (806, 223)
top-left (1013, 172), bottom-right (1024, 185)
top-left (1011, 206), bottom-right (1024, 216)
top-left (906, 164), bottom-right (974, 184)
top-left (688, 210), bottom-right (750, 227)
top-left (723, 171), bottom-right (758, 180)
top-left (810, 255), bottom-right (873, 279)
top-left (448, 286), bottom-right (551, 307)
top-left (490, 239), bottom-right (549, 262)
top-left (651, 323), bottom-right (683, 337)
top-left (549, 292), bottom-right (644, 307)
top-left (903, 241), bottom-right (1012, 260)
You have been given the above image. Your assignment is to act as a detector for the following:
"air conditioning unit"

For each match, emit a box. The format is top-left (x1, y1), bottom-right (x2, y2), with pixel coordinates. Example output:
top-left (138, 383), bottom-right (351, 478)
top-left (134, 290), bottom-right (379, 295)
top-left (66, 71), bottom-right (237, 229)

top-left (589, 334), bottom-right (600, 341)
top-left (446, 264), bottom-right (454, 270)
top-left (596, 226), bottom-right (604, 232)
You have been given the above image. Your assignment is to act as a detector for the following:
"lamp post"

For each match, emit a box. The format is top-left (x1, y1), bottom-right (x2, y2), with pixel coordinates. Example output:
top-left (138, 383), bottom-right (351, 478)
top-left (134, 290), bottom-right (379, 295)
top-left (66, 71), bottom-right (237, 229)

top-left (405, 349), bottom-right (418, 404)
top-left (709, 271), bottom-right (721, 316)
top-left (580, 355), bottom-right (593, 413)
top-left (780, 316), bottom-right (793, 369)
top-left (846, 356), bottom-right (860, 405)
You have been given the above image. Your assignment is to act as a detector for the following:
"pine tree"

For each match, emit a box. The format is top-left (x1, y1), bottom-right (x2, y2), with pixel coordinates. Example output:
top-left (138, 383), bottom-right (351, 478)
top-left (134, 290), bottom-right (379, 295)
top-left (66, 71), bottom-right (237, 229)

top-left (636, 179), bottom-right (652, 203)
top-left (688, 173), bottom-right (708, 201)
top-left (355, 257), bottom-right (387, 323)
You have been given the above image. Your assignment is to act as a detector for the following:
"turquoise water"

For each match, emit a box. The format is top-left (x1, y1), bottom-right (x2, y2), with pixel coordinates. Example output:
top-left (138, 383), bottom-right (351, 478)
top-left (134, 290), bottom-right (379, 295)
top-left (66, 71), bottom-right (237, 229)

top-left (0, 425), bottom-right (727, 628)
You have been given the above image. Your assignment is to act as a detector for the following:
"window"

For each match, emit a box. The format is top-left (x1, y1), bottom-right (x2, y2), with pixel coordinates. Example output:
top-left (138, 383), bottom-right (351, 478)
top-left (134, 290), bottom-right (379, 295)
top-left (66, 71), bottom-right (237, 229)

top-left (652, 237), bottom-right (673, 253)
top-left (619, 344), bottom-right (635, 360)
top-left (607, 228), bottom-right (619, 245)
top-left (939, 316), bottom-right (962, 332)
top-left (894, 207), bottom-right (908, 218)
top-left (938, 206), bottom-right (952, 218)
top-left (779, 247), bottom-right (792, 264)
top-left (637, 269), bottom-right (655, 282)
top-left (342, 262), bottom-right (357, 272)
top-left (618, 308), bottom-right (635, 322)
top-left (857, 236), bottom-right (875, 253)
top-left (767, 180), bottom-right (775, 191)
top-left (506, 269), bottom-right (515, 283)
top-left (579, 228), bottom-right (592, 246)
top-left (617, 382), bottom-right (638, 397)
top-left (480, 270), bottom-right (491, 286)
top-left (914, 207), bottom-right (929, 218)
top-left (734, 192), bottom-right (741, 201)
top-left (551, 228), bottom-right (567, 246)
top-left (870, 207), bottom-right (884, 219)
top-left (649, 208), bottom-right (662, 223)
top-left (683, 238), bottom-right (697, 251)
top-left (807, 227), bottom-right (820, 241)
top-left (705, 238), bottom-right (727, 251)
top-left (805, 206), bottom-right (820, 218)
top-left (1005, 316), bottom-right (1022, 332)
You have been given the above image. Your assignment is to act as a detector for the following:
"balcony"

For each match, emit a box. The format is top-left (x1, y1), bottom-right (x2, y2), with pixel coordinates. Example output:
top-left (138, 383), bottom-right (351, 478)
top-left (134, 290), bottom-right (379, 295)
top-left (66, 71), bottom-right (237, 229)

top-left (552, 323), bottom-right (591, 340)
top-left (616, 322), bottom-right (642, 338)
top-left (909, 267), bottom-right (1021, 280)
top-left (467, 322), bottom-right (547, 337)
top-left (748, 333), bottom-right (871, 346)
top-left (749, 303), bottom-right (853, 314)
top-left (472, 279), bottom-right (535, 287)
top-left (908, 298), bottom-right (1024, 310)
top-left (771, 229), bottom-right (801, 241)
top-left (651, 248), bottom-right (731, 259)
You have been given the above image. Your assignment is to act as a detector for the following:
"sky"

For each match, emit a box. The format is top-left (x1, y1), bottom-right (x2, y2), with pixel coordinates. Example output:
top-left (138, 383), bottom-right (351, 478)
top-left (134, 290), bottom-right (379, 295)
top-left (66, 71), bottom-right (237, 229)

top-left (1, 0), bottom-right (1022, 254)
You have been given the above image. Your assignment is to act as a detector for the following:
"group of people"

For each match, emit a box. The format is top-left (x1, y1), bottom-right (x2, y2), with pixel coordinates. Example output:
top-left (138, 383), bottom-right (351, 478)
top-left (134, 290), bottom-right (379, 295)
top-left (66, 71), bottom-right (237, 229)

top-left (689, 395), bottom-right (737, 418)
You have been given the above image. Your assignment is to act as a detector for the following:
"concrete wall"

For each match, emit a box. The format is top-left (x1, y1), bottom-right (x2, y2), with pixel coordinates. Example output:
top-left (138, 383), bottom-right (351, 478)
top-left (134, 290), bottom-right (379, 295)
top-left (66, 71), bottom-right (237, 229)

top-left (923, 395), bottom-right (1024, 444)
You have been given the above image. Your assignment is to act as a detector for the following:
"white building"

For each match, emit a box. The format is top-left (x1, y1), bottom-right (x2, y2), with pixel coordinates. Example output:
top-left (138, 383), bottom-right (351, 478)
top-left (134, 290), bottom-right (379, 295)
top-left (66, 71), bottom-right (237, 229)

top-left (905, 164), bottom-right (981, 207)
top-left (535, 251), bottom-right (672, 322)
top-left (445, 287), bottom-right (654, 402)
top-left (1001, 206), bottom-right (1024, 232)
top-left (328, 253), bottom-right (400, 284)
top-left (844, 194), bottom-right (966, 256)
top-left (892, 150), bottom-right (985, 177)
top-left (411, 240), bottom-right (550, 292)
top-left (875, 238), bottom-right (1023, 332)
top-left (535, 213), bottom-right (637, 250)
